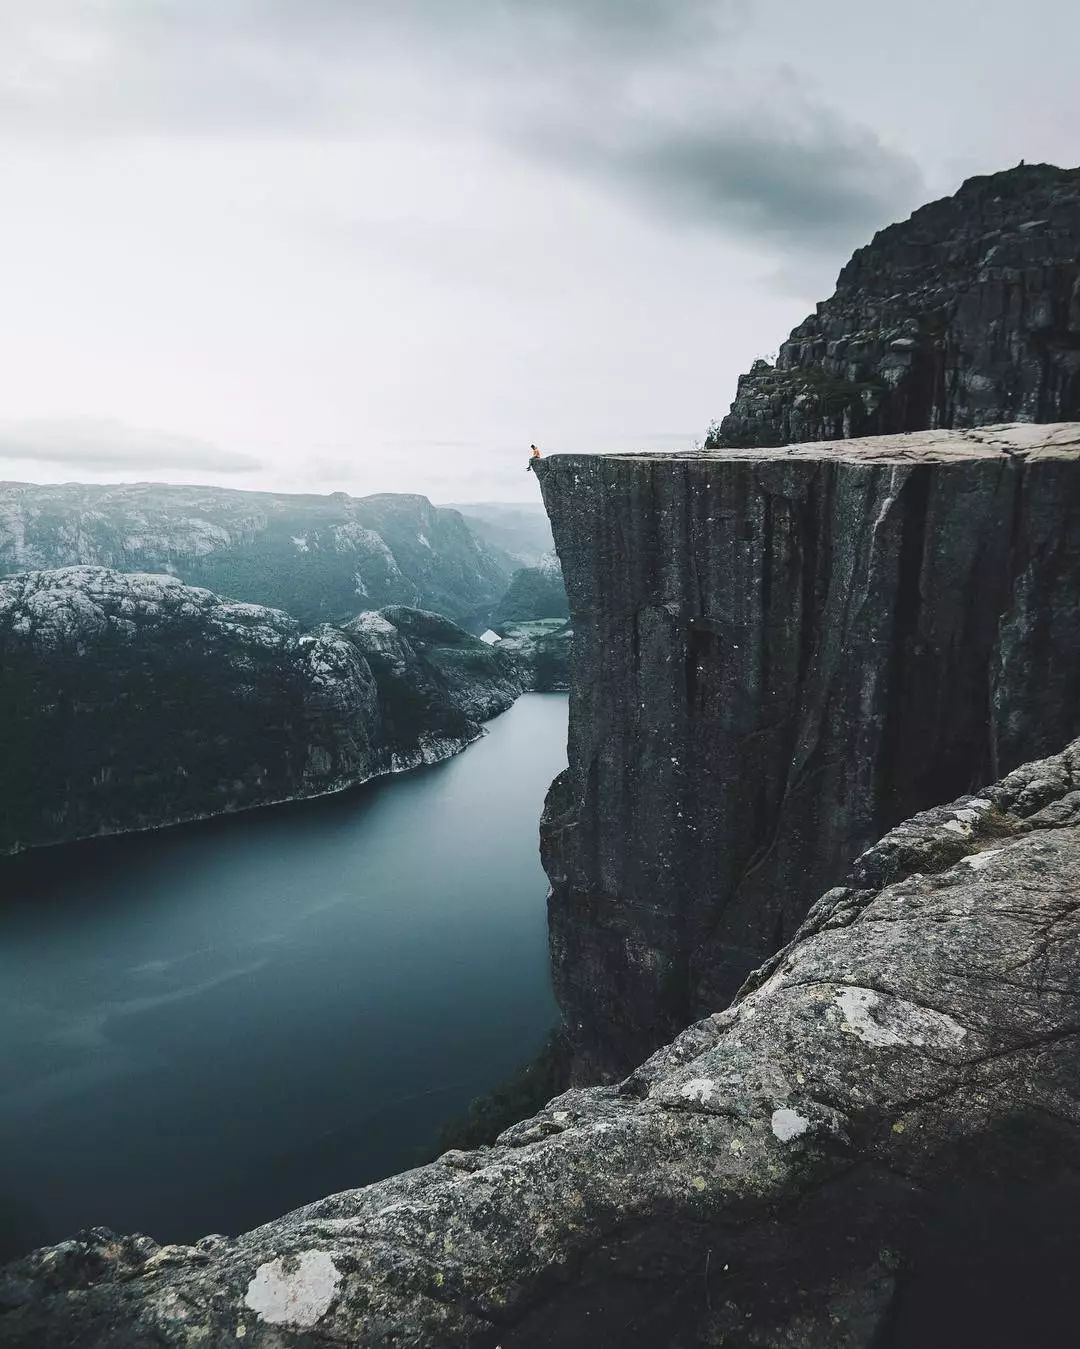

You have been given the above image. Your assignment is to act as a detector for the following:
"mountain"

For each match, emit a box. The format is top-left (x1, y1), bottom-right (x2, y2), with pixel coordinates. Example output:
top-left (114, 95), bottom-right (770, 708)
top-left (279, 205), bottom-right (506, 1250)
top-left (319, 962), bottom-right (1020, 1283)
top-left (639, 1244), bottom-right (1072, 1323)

top-left (491, 553), bottom-right (569, 625)
top-left (443, 500), bottom-right (555, 566)
top-left (709, 163), bottom-right (1080, 449)
top-left (0, 483), bottom-right (512, 628)
top-left (0, 568), bottom-right (522, 855)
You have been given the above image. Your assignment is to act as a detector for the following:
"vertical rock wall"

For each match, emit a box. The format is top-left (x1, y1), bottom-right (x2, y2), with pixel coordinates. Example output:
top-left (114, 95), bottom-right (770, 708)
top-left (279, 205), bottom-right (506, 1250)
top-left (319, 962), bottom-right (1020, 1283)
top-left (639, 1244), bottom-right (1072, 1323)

top-left (537, 424), bottom-right (1080, 1080)
top-left (711, 163), bottom-right (1080, 449)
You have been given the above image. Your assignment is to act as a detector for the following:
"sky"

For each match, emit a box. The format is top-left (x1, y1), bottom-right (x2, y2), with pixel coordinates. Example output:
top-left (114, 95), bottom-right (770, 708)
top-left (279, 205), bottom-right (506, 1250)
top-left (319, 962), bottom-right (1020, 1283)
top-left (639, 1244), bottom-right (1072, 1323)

top-left (0, 1), bottom-right (1077, 502)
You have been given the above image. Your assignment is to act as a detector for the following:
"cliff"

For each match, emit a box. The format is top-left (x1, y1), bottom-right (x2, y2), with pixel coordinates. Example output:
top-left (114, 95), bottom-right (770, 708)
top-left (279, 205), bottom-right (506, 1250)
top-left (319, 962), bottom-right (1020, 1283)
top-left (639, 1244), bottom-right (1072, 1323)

top-left (0, 482), bottom-right (511, 627)
top-left (5, 738), bottom-right (1080, 1347)
top-left (537, 423), bottom-right (1080, 1079)
top-left (711, 163), bottom-right (1080, 449)
top-left (0, 568), bottom-right (522, 854)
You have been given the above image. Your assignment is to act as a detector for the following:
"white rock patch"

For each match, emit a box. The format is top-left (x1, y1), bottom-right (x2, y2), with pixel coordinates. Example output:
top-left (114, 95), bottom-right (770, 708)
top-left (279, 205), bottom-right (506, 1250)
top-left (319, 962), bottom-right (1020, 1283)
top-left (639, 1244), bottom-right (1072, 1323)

top-left (833, 986), bottom-right (967, 1049)
top-left (966, 848), bottom-right (1003, 871)
top-left (679, 1077), bottom-right (715, 1105)
top-left (244, 1250), bottom-right (341, 1328)
top-left (835, 987), bottom-right (906, 1047)
top-left (771, 1108), bottom-right (810, 1142)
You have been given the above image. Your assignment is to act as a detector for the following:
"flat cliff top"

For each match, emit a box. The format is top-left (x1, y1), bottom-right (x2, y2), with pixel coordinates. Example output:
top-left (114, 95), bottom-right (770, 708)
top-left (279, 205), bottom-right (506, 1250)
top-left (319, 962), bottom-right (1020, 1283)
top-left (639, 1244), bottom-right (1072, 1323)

top-left (544, 422), bottom-right (1080, 467)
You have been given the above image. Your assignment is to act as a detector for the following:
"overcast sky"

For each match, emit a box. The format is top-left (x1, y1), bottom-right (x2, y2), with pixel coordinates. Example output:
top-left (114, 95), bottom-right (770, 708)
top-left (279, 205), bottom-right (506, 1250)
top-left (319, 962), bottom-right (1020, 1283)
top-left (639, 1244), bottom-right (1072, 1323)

top-left (1, 1), bottom-right (1077, 502)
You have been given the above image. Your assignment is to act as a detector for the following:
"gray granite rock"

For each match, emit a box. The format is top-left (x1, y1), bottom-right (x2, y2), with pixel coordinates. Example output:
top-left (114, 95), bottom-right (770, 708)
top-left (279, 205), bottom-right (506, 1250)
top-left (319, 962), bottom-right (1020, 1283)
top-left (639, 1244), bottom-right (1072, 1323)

top-left (0, 569), bottom-right (522, 854)
top-left (4, 740), bottom-right (1080, 1347)
top-left (343, 605), bottom-right (523, 758)
top-left (711, 163), bottom-right (1080, 449)
top-left (535, 425), bottom-right (1080, 1079)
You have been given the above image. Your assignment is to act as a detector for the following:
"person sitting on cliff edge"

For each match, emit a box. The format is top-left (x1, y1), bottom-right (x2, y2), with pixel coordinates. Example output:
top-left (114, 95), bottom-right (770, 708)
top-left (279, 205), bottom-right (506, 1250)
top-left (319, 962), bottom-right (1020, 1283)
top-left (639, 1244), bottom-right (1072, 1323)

top-left (526, 444), bottom-right (542, 472)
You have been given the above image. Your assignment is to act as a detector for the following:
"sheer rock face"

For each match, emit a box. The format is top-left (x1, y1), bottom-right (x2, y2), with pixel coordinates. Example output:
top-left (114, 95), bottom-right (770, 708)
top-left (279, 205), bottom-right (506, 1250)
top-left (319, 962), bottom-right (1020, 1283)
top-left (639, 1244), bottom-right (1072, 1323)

top-left (711, 164), bottom-right (1080, 450)
top-left (4, 741), bottom-right (1080, 1348)
top-left (0, 569), bottom-right (522, 854)
top-left (536, 425), bottom-right (1080, 1080)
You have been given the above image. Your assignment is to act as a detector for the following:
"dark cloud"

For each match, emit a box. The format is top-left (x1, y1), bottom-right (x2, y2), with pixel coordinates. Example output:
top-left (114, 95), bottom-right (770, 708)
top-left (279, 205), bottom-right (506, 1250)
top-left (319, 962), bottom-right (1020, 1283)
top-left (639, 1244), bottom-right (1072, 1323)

top-left (564, 103), bottom-right (925, 249)
top-left (0, 419), bottom-right (262, 473)
top-left (0, 0), bottom-right (921, 251)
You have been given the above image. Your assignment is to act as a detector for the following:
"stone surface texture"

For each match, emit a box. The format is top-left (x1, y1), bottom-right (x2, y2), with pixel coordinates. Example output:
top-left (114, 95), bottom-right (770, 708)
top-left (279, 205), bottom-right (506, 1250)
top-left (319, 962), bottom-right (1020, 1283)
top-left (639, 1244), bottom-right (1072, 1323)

top-left (0, 568), bottom-right (522, 854)
top-left (536, 424), bottom-right (1080, 1078)
top-left (4, 740), bottom-right (1080, 1346)
top-left (711, 164), bottom-right (1080, 450)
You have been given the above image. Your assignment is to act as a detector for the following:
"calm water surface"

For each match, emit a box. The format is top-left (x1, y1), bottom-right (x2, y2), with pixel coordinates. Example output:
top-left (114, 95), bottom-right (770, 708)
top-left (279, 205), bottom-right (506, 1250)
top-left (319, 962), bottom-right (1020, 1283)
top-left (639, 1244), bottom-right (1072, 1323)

top-left (0, 693), bottom-right (566, 1260)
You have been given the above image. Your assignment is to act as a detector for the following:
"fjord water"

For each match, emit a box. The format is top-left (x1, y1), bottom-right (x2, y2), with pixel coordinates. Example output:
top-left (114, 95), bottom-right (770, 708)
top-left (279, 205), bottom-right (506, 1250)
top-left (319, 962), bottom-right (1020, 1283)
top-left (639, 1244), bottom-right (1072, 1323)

top-left (0, 693), bottom-right (566, 1260)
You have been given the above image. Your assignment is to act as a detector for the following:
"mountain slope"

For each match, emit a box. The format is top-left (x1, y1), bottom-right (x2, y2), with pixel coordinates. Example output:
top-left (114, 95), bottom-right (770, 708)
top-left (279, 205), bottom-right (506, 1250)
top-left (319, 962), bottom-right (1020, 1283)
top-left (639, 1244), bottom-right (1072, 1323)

top-left (0, 568), bottom-right (523, 855)
top-left (0, 483), bottom-right (511, 627)
top-left (710, 163), bottom-right (1080, 448)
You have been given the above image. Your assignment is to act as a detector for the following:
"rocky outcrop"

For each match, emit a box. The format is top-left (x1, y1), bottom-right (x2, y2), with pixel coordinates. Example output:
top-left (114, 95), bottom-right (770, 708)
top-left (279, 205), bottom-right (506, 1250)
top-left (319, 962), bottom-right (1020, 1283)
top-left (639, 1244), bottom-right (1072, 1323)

top-left (496, 621), bottom-right (572, 692)
top-left (0, 569), bottom-right (523, 854)
top-left (536, 424), bottom-right (1080, 1079)
top-left (5, 739), bottom-right (1080, 1347)
top-left (710, 163), bottom-right (1080, 449)
top-left (0, 483), bottom-right (512, 627)
top-left (343, 605), bottom-right (523, 761)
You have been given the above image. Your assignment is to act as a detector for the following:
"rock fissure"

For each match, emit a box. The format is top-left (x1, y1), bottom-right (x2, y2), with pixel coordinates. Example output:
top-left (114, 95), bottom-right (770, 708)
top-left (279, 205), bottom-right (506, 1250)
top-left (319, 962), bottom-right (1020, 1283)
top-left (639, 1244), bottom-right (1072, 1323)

top-left (537, 426), bottom-right (1080, 1079)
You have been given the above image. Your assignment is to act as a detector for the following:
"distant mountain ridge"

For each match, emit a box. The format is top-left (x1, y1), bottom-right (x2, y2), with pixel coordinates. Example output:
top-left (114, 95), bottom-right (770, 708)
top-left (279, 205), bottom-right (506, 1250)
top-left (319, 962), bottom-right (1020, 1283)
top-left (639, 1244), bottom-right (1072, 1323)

top-left (0, 482), bottom-right (513, 627)
top-left (444, 501), bottom-right (555, 566)
top-left (492, 552), bottom-right (569, 625)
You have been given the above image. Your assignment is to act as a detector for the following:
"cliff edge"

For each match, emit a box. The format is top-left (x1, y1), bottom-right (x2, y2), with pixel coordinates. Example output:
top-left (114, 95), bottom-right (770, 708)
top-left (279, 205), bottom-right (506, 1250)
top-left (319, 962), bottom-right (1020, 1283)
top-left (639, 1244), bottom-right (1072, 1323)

top-left (537, 424), bottom-right (1080, 1078)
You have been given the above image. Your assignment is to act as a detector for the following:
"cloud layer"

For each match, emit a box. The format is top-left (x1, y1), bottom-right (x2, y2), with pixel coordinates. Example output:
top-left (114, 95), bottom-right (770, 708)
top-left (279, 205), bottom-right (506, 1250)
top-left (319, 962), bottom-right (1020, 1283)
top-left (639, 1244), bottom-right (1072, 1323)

top-left (0, 419), bottom-right (262, 473)
top-left (0, 1), bottom-right (921, 253)
top-left (2, 1), bottom-right (1075, 499)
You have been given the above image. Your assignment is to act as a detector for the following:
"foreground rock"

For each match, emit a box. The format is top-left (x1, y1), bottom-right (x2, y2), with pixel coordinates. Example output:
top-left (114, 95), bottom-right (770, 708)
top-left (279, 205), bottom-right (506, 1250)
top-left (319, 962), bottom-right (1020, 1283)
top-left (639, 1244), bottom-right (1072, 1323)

top-left (0, 482), bottom-right (512, 626)
top-left (537, 424), bottom-right (1080, 1078)
top-left (0, 569), bottom-right (522, 854)
top-left (711, 163), bottom-right (1080, 449)
top-left (4, 740), bottom-right (1080, 1346)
